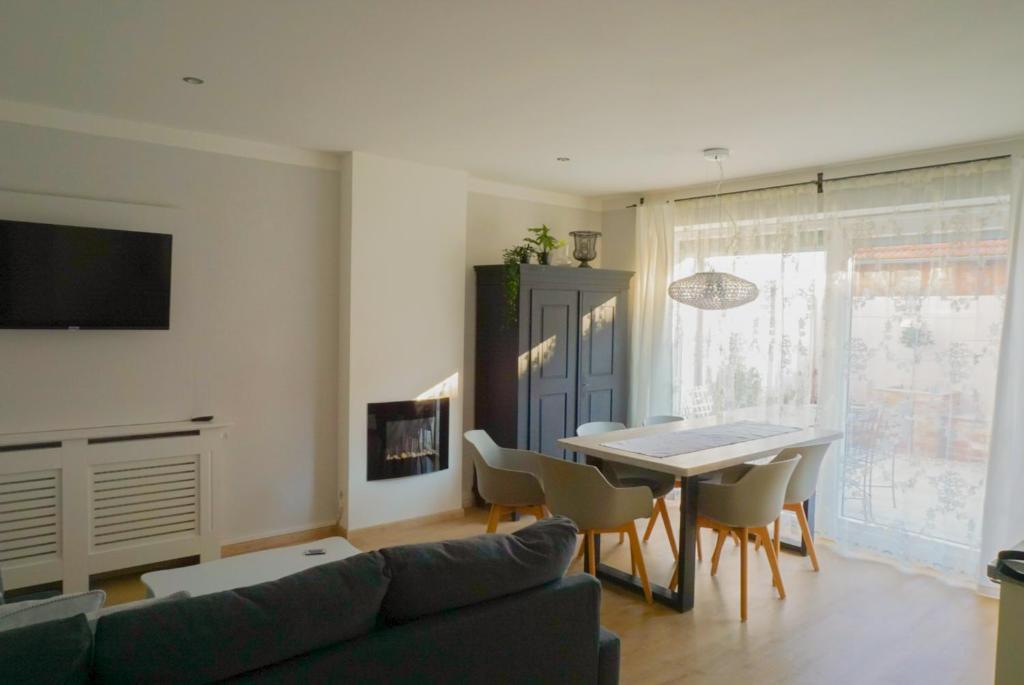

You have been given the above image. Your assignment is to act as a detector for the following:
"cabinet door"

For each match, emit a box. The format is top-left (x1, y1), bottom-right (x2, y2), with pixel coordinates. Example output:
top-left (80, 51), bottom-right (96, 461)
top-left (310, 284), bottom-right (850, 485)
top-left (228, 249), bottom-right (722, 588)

top-left (528, 289), bottom-right (578, 460)
top-left (578, 290), bottom-right (628, 429)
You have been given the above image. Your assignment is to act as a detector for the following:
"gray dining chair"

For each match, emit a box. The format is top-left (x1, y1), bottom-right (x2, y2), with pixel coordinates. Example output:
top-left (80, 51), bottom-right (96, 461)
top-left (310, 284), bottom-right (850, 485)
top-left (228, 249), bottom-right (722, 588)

top-left (539, 456), bottom-right (655, 603)
top-left (723, 443), bottom-right (831, 572)
top-left (670, 453), bottom-right (801, 621)
top-left (576, 421), bottom-right (682, 562)
top-left (464, 430), bottom-right (547, 533)
top-left (644, 415), bottom-right (685, 426)
top-left (770, 444), bottom-right (830, 571)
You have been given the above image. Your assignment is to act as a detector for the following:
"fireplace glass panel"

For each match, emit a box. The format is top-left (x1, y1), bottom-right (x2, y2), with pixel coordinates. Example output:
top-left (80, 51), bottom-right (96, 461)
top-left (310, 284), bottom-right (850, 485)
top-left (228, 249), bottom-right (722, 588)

top-left (367, 398), bottom-right (449, 481)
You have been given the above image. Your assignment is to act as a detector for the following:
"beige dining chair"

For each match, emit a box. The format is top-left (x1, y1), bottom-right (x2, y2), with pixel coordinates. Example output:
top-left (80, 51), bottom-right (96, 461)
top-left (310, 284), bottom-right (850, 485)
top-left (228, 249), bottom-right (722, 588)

top-left (464, 430), bottom-right (547, 533)
top-left (539, 456), bottom-right (655, 603)
top-left (670, 453), bottom-right (801, 621)
top-left (576, 421), bottom-right (681, 562)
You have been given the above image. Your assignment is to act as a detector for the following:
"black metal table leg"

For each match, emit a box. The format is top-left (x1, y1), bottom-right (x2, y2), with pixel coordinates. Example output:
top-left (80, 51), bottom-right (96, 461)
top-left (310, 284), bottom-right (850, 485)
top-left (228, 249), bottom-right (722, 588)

top-left (675, 476), bottom-right (699, 611)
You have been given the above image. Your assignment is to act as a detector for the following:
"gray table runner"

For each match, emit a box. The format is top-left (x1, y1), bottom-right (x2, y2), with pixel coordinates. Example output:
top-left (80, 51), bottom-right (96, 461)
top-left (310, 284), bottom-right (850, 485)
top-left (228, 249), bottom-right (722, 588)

top-left (601, 421), bottom-right (801, 458)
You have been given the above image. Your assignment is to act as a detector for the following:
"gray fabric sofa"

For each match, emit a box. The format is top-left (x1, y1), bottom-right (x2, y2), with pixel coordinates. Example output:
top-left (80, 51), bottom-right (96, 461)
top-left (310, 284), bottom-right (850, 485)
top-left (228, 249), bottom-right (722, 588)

top-left (0, 517), bottom-right (620, 684)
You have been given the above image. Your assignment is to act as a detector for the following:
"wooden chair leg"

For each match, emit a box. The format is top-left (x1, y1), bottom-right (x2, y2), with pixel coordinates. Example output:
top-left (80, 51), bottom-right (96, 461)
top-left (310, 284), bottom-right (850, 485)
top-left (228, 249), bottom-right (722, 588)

top-left (642, 506), bottom-right (659, 542)
top-left (586, 532), bottom-right (597, 576)
top-left (792, 503), bottom-right (821, 572)
top-left (710, 529), bottom-right (727, 576)
top-left (656, 497), bottom-right (679, 560)
top-left (625, 522), bottom-right (653, 604)
top-left (668, 560), bottom-right (679, 591)
top-left (739, 527), bottom-right (749, 622)
top-left (529, 505), bottom-right (547, 521)
top-left (773, 516), bottom-right (781, 558)
top-left (696, 525), bottom-right (703, 562)
top-left (760, 527), bottom-right (786, 599)
top-left (618, 532), bottom-right (625, 544)
top-left (485, 504), bottom-right (502, 533)
top-left (574, 536), bottom-right (585, 562)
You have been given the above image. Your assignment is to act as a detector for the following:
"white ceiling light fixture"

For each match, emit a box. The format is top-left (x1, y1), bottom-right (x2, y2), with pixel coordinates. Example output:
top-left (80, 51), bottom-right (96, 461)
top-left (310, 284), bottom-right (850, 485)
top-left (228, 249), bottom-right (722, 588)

top-left (667, 148), bottom-right (759, 310)
top-left (182, 76), bottom-right (205, 85)
top-left (556, 156), bottom-right (570, 162)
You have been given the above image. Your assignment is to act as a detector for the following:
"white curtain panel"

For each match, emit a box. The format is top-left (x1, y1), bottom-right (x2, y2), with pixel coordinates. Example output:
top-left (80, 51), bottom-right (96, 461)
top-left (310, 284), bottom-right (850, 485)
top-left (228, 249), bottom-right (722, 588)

top-left (629, 202), bottom-right (675, 425)
top-left (817, 158), bottom-right (1012, 582)
top-left (979, 157), bottom-right (1024, 593)
top-left (672, 184), bottom-right (823, 417)
top-left (641, 157), bottom-right (1016, 584)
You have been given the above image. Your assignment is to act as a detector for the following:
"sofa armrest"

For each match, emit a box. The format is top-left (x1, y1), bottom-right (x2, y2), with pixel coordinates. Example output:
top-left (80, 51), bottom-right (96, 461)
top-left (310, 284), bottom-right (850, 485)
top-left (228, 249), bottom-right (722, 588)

top-left (598, 626), bottom-right (621, 685)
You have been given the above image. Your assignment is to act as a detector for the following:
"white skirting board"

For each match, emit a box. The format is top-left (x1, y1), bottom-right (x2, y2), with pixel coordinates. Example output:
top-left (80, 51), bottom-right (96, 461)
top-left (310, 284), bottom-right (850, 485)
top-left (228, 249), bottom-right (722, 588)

top-left (0, 420), bottom-right (230, 592)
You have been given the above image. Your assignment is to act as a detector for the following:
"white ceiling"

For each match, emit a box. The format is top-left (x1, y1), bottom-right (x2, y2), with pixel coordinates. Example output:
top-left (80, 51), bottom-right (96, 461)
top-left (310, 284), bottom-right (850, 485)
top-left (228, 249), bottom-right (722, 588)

top-left (2, 0), bottom-right (1022, 196)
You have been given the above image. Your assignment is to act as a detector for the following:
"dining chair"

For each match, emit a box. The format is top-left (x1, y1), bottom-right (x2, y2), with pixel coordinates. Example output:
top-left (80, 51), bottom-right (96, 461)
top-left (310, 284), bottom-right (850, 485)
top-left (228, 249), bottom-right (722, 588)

top-left (576, 421), bottom-right (681, 561)
top-left (644, 414), bottom-right (685, 426)
top-left (734, 443), bottom-right (831, 572)
top-left (464, 430), bottom-right (547, 533)
top-left (670, 453), bottom-right (801, 621)
top-left (769, 444), bottom-right (831, 571)
top-left (539, 456), bottom-right (655, 603)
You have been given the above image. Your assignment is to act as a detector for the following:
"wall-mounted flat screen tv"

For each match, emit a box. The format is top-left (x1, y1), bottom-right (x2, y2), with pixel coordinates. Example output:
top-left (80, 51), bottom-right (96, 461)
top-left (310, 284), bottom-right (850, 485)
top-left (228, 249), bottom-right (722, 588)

top-left (0, 220), bottom-right (172, 329)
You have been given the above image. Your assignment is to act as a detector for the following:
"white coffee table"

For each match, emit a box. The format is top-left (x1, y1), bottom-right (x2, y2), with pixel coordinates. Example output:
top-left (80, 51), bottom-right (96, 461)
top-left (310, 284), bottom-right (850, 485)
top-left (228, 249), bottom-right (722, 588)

top-left (141, 536), bottom-right (362, 598)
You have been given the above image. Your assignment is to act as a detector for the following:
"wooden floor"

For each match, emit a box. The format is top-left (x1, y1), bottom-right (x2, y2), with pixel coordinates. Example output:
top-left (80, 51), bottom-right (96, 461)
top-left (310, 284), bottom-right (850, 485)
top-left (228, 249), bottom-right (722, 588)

top-left (95, 509), bottom-right (998, 684)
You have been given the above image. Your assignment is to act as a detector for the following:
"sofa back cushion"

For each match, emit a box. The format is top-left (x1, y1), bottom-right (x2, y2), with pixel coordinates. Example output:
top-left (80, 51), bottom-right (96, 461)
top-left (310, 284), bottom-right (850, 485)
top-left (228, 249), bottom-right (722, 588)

top-left (93, 551), bottom-right (389, 684)
top-left (379, 516), bottom-right (578, 624)
top-left (0, 589), bottom-right (106, 632)
top-left (0, 613), bottom-right (93, 685)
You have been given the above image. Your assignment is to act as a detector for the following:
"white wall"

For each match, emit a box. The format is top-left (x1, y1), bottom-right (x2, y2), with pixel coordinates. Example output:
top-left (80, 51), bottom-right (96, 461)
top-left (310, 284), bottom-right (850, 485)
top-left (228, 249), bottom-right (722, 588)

top-left (600, 206), bottom-right (636, 271)
top-left (0, 121), bottom-right (340, 543)
top-left (342, 152), bottom-right (467, 530)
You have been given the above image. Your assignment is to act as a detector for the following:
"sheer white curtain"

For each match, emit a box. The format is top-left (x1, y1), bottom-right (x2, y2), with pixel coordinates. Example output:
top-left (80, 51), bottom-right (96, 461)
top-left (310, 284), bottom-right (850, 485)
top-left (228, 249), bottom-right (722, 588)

top-left (979, 157), bottom-right (1024, 592)
top-left (630, 202), bottom-right (676, 425)
top-left (816, 158), bottom-right (1012, 582)
top-left (642, 157), bottom-right (1017, 584)
top-left (671, 184), bottom-right (822, 418)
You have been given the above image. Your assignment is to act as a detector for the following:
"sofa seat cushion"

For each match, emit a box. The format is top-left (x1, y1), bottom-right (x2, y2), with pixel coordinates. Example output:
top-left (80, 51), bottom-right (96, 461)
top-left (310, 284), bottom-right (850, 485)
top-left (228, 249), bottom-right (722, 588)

top-left (0, 613), bottom-right (93, 685)
top-left (93, 551), bottom-right (389, 684)
top-left (379, 515), bottom-right (578, 624)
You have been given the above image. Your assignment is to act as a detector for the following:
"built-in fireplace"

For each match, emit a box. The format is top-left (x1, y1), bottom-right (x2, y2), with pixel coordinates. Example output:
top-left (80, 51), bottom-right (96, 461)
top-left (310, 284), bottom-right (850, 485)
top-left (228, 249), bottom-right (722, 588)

top-left (367, 398), bottom-right (449, 481)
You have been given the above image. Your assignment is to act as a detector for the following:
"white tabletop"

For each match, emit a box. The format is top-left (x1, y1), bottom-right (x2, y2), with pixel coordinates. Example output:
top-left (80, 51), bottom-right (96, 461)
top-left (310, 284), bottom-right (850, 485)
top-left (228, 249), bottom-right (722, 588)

top-left (557, 406), bottom-right (843, 478)
top-left (141, 536), bottom-right (361, 598)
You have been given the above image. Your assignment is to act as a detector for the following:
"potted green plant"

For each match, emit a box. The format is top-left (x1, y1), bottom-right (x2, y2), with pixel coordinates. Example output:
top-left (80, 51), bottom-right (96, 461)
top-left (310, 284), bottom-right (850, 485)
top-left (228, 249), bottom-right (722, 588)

top-left (524, 225), bottom-right (565, 265)
top-left (501, 245), bottom-right (534, 326)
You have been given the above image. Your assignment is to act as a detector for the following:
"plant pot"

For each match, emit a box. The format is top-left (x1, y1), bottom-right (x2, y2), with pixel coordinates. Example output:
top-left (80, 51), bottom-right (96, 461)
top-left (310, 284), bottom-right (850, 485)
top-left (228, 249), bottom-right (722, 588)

top-left (537, 252), bottom-right (550, 265)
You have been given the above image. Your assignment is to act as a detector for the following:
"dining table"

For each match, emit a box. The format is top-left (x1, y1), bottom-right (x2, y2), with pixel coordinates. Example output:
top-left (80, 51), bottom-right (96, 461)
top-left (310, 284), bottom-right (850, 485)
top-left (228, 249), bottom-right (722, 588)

top-left (556, 407), bottom-right (843, 613)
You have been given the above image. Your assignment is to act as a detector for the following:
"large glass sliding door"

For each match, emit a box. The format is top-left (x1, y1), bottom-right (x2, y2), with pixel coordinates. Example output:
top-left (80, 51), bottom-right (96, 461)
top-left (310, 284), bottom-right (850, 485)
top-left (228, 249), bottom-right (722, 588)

top-left (669, 158), bottom-right (1013, 581)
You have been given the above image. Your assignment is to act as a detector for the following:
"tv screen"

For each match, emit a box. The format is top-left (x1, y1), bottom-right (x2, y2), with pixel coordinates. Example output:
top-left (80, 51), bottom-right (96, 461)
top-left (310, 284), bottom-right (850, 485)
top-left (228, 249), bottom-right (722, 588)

top-left (0, 220), bottom-right (172, 330)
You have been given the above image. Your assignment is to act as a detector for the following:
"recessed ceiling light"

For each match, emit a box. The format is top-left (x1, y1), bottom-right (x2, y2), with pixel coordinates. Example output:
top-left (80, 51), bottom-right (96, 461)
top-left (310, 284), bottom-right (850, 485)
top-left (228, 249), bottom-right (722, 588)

top-left (182, 76), bottom-right (205, 85)
top-left (556, 157), bottom-right (570, 162)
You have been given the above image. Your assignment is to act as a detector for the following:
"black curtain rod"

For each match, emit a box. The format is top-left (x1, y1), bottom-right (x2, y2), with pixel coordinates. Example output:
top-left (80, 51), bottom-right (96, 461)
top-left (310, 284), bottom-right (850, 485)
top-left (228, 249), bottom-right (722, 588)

top-left (652, 154), bottom-right (1012, 206)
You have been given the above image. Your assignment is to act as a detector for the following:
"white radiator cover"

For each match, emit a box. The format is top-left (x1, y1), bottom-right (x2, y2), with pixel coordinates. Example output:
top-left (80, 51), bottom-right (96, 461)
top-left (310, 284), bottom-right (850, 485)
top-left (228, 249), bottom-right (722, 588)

top-left (0, 421), bottom-right (228, 592)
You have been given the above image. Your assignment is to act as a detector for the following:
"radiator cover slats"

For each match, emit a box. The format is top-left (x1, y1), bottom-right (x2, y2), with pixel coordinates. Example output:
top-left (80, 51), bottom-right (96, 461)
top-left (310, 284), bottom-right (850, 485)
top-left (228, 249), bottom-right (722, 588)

top-left (0, 471), bottom-right (60, 564)
top-left (90, 457), bottom-right (199, 550)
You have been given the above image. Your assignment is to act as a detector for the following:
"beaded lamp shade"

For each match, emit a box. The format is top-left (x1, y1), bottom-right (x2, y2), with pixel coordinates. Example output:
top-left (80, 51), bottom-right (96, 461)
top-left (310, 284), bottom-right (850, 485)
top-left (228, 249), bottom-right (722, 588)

top-left (668, 271), bottom-right (759, 310)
